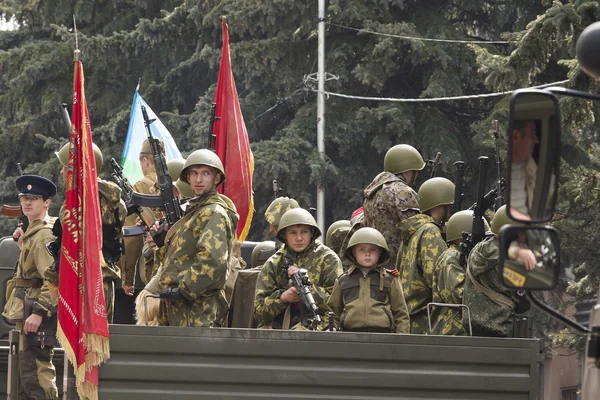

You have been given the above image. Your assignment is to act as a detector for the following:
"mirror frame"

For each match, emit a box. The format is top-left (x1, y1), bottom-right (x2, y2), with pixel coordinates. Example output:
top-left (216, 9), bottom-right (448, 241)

top-left (506, 89), bottom-right (561, 223)
top-left (499, 225), bottom-right (560, 290)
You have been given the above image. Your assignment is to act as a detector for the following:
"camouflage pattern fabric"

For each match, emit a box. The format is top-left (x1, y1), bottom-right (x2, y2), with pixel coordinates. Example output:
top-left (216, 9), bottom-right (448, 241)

top-left (338, 216), bottom-right (363, 273)
top-left (327, 259), bottom-right (409, 333)
top-left (430, 244), bottom-right (466, 335)
top-left (264, 197), bottom-right (300, 231)
top-left (254, 241), bottom-right (342, 330)
top-left (18, 344), bottom-right (58, 399)
top-left (397, 214), bottom-right (447, 334)
top-left (157, 190), bottom-right (239, 327)
top-left (328, 225), bottom-right (351, 255)
top-left (118, 171), bottom-right (160, 286)
top-left (463, 237), bottom-right (524, 337)
top-left (363, 171), bottom-right (420, 269)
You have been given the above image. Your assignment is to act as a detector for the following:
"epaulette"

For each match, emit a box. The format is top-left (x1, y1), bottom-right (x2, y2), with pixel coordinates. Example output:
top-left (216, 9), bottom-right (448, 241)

top-left (385, 268), bottom-right (399, 277)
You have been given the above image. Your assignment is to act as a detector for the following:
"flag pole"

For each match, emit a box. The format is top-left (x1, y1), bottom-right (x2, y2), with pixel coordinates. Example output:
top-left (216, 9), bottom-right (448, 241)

top-left (316, 0), bottom-right (326, 234)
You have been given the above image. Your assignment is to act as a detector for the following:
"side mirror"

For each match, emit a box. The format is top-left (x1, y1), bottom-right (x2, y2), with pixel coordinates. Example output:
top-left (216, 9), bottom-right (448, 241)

top-left (507, 89), bottom-right (560, 223)
top-left (499, 225), bottom-right (560, 290)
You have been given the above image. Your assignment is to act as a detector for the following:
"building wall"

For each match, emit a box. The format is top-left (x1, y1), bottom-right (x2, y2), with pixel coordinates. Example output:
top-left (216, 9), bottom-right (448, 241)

top-left (544, 347), bottom-right (580, 400)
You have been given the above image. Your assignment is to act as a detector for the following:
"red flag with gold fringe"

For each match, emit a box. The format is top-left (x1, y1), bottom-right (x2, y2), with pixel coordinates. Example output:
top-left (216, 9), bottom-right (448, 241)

top-left (57, 49), bottom-right (110, 400)
top-left (213, 18), bottom-right (254, 241)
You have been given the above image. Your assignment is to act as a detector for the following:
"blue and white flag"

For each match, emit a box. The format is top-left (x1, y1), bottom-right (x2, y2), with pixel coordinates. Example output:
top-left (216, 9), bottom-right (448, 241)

top-left (121, 91), bottom-right (182, 182)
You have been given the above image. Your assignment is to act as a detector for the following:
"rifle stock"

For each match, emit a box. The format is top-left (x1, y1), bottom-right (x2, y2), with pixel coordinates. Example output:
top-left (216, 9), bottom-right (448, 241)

top-left (1, 205), bottom-right (22, 218)
top-left (283, 258), bottom-right (321, 327)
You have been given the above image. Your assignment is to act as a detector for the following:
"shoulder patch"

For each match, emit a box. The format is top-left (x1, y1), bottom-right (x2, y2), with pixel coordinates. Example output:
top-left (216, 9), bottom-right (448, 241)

top-left (385, 268), bottom-right (399, 277)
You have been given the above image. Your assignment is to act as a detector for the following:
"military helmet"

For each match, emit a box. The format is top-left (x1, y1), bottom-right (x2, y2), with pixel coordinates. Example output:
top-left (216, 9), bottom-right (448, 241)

top-left (276, 208), bottom-right (321, 242)
top-left (251, 241), bottom-right (277, 268)
top-left (167, 158), bottom-right (186, 182)
top-left (445, 210), bottom-right (490, 242)
top-left (175, 179), bottom-right (194, 199)
top-left (490, 205), bottom-right (519, 235)
top-left (346, 227), bottom-right (390, 264)
top-left (328, 226), bottom-right (351, 255)
top-left (418, 177), bottom-right (455, 212)
top-left (56, 142), bottom-right (103, 170)
top-left (384, 144), bottom-right (425, 175)
top-left (180, 149), bottom-right (225, 183)
top-left (264, 197), bottom-right (300, 231)
top-left (325, 220), bottom-right (351, 248)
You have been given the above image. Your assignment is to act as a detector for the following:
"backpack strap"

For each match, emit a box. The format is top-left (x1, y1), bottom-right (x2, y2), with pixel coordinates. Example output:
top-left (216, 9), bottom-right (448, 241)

top-left (466, 263), bottom-right (516, 309)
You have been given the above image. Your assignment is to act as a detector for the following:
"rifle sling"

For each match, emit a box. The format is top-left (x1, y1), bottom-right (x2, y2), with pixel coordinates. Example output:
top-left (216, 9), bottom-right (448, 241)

top-left (466, 263), bottom-right (516, 309)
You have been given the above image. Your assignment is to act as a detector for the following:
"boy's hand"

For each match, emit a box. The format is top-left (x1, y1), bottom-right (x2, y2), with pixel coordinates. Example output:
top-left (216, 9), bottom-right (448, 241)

top-left (287, 265), bottom-right (299, 277)
top-left (280, 287), bottom-right (301, 303)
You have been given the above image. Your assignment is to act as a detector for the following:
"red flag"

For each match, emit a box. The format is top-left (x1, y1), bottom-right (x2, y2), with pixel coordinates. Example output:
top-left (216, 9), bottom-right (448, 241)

top-left (57, 49), bottom-right (110, 400)
top-left (214, 19), bottom-right (254, 241)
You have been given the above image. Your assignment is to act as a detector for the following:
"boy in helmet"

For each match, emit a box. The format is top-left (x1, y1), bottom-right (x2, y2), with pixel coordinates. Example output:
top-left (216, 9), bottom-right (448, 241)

top-left (463, 205), bottom-right (532, 337)
top-left (327, 227), bottom-right (410, 333)
top-left (155, 149), bottom-right (239, 327)
top-left (430, 210), bottom-right (488, 335)
top-left (397, 177), bottom-right (454, 334)
top-left (254, 208), bottom-right (342, 330)
top-left (363, 144), bottom-right (425, 269)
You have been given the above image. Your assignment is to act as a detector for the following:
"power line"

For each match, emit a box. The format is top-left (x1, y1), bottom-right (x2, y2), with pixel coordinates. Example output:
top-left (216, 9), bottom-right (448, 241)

top-left (328, 22), bottom-right (516, 45)
top-left (308, 80), bottom-right (569, 103)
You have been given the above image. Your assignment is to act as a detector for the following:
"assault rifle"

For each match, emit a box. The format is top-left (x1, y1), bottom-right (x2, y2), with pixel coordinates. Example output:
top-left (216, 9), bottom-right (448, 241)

top-left (208, 102), bottom-right (220, 151)
top-left (283, 257), bottom-right (322, 328)
top-left (451, 161), bottom-right (465, 214)
top-left (427, 152), bottom-right (442, 179)
top-left (109, 158), bottom-right (156, 237)
top-left (492, 120), bottom-right (504, 211)
top-left (272, 180), bottom-right (282, 199)
top-left (130, 106), bottom-right (183, 227)
top-left (460, 156), bottom-right (490, 267)
top-left (467, 178), bottom-right (507, 213)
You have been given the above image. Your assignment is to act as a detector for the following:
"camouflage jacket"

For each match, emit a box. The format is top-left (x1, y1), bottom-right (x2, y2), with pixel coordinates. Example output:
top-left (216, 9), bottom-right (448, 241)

top-left (119, 171), bottom-right (160, 286)
top-left (157, 190), bottom-right (239, 301)
top-left (397, 214), bottom-right (447, 334)
top-left (430, 244), bottom-right (465, 335)
top-left (2, 217), bottom-right (57, 321)
top-left (463, 237), bottom-right (526, 337)
top-left (363, 171), bottom-right (420, 269)
top-left (98, 179), bottom-right (127, 280)
top-left (338, 216), bottom-right (363, 272)
top-left (327, 258), bottom-right (409, 333)
top-left (254, 241), bottom-right (342, 330)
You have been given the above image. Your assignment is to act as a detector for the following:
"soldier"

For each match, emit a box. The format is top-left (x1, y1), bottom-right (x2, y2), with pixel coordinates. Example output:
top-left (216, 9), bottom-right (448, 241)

top-left (55, 142), bottom-right (127, 323)
top-left (430, 210), bottom-right (488, 335)
top-left (327, 227), bottom-right (410, 333)
top-left (264, 196), bottom-right (300, 239)
top-left (3, 175), bottom-right (59, 399)
top-left (251, 241), bottom-right (278, 269)
top-left (363, 144), bottom-right (425, 269)
top-left (254, 208), bottom-right (342, 330)
top-left (397, 177), bottom-right (453, 334)
top-left (325, 219), bottom-right (351, 255)
top-left (119, 138), bottom-right (165, 295)
top-left (156, 149), bottom-right (239, 327)
top-left (463, 205), bottom-right (531, 337)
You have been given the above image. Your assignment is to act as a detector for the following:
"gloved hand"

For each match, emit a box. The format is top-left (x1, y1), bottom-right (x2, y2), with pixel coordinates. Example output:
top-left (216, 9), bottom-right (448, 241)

top-left (159, 287), bottom-right (184, 300)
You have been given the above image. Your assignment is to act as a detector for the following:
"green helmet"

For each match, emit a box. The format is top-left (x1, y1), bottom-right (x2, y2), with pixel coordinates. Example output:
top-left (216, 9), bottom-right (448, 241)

top-left (167, 158), bottom-right (186, 181)
top-left (251, 241), bottom-right (277, 268)
top-left (325, 220), bottom-right (351, 248)
top-left (264, 197), bottom-right (300, 231)
top-left (276, 208), bottom-right (321, 242)
top-left (180, 149), bottom-right (225, 183)
top-left (175, 179), bottom-right (194, 199)
top-left (327, 226), bottom-right (351, 255)
top-left (384, 144), bottom-right (425, 175)
top-left (491, 205), bottom-right (517, 235)
top-left (445, 210), bottom-right (490, 242)
top-left (345, 227), bottom-right (390, 264)
top-left (56, 142), bottom-right (103, 170)
top-left (418, 177), bottom-right (455, 212)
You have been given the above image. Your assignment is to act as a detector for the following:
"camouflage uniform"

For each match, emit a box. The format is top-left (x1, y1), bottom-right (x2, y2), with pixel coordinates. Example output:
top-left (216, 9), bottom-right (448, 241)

top-left (463, 237), bottom-right (528, 337)
top-left (397, 214), bottom-right (447, 334)
top-left (430, 244), bottom-right (465, 335)
top-left (363, 172), bottom-right (420, 269)
top-left (118, 171), bottom-right (160, 286)
top-left (254, 242), bottom-right (342, 330)
top-left (98, 179), bottom-right (127, 323)
top-left (157, 190), bottom-right (239, 327)
top-left (3, 218), bottom-right (59, 400)
top-left (327, 225), bottom-right (351, 256)
top-left (338, 215), bottom-right (364, 272)
top-left (327, 261), bottom-right (410, 334)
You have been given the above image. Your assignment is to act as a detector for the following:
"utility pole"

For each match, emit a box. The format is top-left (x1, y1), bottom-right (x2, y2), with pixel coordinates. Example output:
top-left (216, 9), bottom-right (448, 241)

top-left (316, 0), bottom-right (326, 234)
